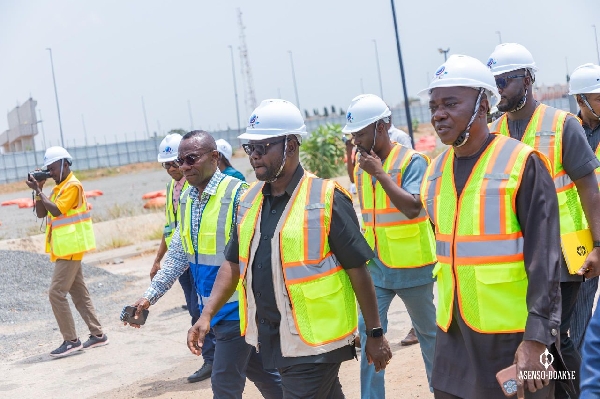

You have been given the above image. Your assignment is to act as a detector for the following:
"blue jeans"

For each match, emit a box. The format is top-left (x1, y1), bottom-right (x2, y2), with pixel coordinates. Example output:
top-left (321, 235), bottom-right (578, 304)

top-left (359, 283), bottom-right (436, 399)
top-left (178, 268), bottom-right (215, 364)
top-left (571, 276), bottom-right (599, 352)
top-left (211, 320), bottom-right (282, 399)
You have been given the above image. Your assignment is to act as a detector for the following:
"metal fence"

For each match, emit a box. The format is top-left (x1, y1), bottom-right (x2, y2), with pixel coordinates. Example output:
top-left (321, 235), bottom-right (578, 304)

top-left (0, 97), bottom-right (574, 184)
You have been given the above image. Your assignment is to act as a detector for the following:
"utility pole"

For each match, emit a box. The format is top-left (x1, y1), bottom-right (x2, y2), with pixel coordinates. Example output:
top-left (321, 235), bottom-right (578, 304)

top-left (187, 99), bottom-right (195, 131)
top-left (288, 51), bottom-right (301, 110)
top-left (81, 114), bottom-right (89, 146)
top-left (228, 45), bottom-right (241, 133)
top-left (237, 8), bottom-right (257, 114)
top-left (373, 39), bottom-right (384, 99)
top-left (593, 25), bottom-right (600, 65)
top-left (46, 48), bottom-right (65, 148)
top-left (390, 0), bottom-right (414, 144)
top-left (360, 78), bottom-right (365, 93)
top-left (141, 96), bottom-right (150, 138)
top-left (438, 47), bottom-right (450, 61)
top-left (38, 109), bottom-right (47, 149)
top-left (495, 31), bottom-right (502, 44)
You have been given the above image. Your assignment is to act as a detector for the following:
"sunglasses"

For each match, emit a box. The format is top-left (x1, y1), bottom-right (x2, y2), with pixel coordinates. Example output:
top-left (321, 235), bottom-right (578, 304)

top-left (242, 138), bottom-right (286, 156)
top-left (495, 74), bottom-right (527, 90)
top-left (161, 162), bottom-right (178, 169)
top-left (175, 150), bottom-right (215, 167)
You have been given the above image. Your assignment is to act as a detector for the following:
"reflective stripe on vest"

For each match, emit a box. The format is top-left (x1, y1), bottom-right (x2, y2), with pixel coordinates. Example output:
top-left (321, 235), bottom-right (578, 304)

top-left (492, 104), bottom-right (587, 240)
top-left (355, 143), bottom-right (437, 268)
top-left (49, 211), bottom-right (92, 228)
top-left (595, 144), bottom-right (600, 187)
top-left (238, 173), bottom-right (358, 346)
top-left (165, 179), bottom-right (189, 248)
top-left (421, 135), bottom-right (532, 334)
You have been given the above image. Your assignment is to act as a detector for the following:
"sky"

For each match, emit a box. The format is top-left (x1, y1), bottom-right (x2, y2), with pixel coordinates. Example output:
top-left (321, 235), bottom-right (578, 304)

top-left (1, 0), bottom-right (600, 148)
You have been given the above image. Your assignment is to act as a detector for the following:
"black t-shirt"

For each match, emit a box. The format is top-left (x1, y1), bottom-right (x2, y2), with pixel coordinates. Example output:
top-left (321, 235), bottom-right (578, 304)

top-left (225, 163), bottom-right (374, 369)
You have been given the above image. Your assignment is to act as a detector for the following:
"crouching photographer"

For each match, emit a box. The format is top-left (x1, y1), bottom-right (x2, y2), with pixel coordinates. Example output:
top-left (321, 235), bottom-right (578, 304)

top-left (25, 146), bottom-right (107, 358)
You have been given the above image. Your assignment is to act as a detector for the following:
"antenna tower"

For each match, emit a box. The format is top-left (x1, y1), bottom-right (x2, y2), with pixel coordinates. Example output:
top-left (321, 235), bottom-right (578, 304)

top-left (237, 8), bottom-right (257, 115)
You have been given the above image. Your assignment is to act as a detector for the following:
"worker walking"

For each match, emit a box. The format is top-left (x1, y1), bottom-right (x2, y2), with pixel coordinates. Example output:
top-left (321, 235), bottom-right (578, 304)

top-left (216, 138), bottom-right (245, 181)
top-left (421, 55), bottom-right (561, 398)
top-left (26, 146), bottom-right (107, 357)
top-left (488, 43), bottom-right (600, 398)
top-left (188, 99), bottom-right (392, 398)
top-left (568, 63), bottom-right (600, 354)
top-left (342, 93), bottom-right (437, 397)
top-left (151, 133), bottom-right (215, 383)
top-left (127, 131), bottom-right (282, 398)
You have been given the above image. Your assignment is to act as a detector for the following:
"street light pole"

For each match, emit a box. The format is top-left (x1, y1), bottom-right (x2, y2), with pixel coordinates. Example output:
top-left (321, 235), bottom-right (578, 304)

top-left (141, 96), bottom-right (151, 138)
top-left (81, 114), bottom-right (89, 146)
top-left (438, 47), bottom-right (450, 62)
top-left (228, 45), bottom-right (242, 133)
top-left (372, 39), bottom-right (384, 99)
top-left (288, 51), bottom-right (301, 110)
top-left (187, 100), bottom-right (195, 131)
top-left (45, 48), bottom-right (65, 148)
top-left (593, 25), bottom-right (600, 65)
top-left (390, 0), bottom-right (414, 144)
top-left (495, 31), bottom-right (502, 44)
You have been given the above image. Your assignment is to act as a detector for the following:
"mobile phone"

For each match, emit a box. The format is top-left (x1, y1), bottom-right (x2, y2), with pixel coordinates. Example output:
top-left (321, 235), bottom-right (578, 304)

top-left (120, 305), bottom-right (149, 325)
top-left (496, 364), bottom-right (517, 397)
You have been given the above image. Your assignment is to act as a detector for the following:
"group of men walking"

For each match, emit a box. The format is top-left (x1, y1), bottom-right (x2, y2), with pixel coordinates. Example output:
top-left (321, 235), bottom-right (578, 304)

top-left (30, 41), bottom-right (600, 399)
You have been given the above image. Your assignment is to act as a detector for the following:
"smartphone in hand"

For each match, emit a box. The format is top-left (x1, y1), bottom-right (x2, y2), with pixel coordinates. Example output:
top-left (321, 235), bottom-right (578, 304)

top-left (120, 305), bottom-right (149, 325)
top-left (496, 364), bottom-right (517, 397)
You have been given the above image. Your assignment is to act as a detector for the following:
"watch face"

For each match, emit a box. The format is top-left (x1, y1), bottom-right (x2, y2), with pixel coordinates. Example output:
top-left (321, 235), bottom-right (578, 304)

top-left (371, 327), bottom-right (384, 337)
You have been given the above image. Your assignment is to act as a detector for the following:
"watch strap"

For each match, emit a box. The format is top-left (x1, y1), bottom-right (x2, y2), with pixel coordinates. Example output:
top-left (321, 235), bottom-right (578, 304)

top-left (593, 241), bottom-right (600, 248)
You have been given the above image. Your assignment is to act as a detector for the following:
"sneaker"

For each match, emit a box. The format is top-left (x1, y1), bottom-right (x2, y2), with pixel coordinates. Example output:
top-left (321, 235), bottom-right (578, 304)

top-left (83, 334), bottom-right (109, 349)
top-left (50, 339), bottom-right (83, 358)
top-left (187, 362), bottom-right (213, 383)
top-left (400, 328), bottom-right (419, 346)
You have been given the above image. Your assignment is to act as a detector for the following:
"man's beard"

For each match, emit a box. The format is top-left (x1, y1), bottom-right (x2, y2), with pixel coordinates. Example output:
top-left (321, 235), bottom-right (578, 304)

top-left (255, 154), bottom-right (284, 182)
top-left (498, 87), bottom-right (526, 113)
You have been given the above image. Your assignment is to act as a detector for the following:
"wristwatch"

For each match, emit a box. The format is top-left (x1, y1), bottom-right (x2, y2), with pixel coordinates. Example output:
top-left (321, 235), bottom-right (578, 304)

top-left (594, 241), bottom-right (600, 248)
top-left (366, 327), bottom-right (384, 338)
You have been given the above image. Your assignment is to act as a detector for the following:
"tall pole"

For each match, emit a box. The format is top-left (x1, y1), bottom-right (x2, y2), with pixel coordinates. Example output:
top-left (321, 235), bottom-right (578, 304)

top-left (81, 114), bottom-right (89, 146)
top-left (372, 39), bottom-right (384, 99)
top-left (288, 51), bottom-right (301, 110)
top-left (593, 25), bottom-right (600, 65)
top-left (46, 48), bottom-right (65, 148)
top-left (495, 31), bottom-right (502, 44)
top-left (360, 78), bottom-right (365, 93)
top-left (38, 109), bottom-right (47, 149)
top-left (141, 96), bottom-right (150, 138)
top-left (187, 99), bottom-right (195, 131)
top-left (390, 0), bottom-right (414, 144)
top-left (438, 48), bottom-right (450, 61)
top-left (228, 45), bottom-right (241, 133)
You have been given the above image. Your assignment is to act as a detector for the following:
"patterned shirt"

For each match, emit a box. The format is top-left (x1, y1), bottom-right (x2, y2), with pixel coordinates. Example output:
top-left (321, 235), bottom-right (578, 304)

top-left (144, 169), bottom-right (247, 304)
top-left (172, 176), bottom-right (187, 213)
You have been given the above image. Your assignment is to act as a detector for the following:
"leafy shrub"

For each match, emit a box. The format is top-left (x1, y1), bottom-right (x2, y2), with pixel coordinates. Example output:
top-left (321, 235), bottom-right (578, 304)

top-left (300, 123), bottom-right (346, 179)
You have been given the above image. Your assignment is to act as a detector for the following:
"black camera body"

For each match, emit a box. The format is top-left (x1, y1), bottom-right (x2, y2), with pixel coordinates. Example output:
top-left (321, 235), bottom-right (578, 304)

top-left (29, 170), bottom-right (51, 181)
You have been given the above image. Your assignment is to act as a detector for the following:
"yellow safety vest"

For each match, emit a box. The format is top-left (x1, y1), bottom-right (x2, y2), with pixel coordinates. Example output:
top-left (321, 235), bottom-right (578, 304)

top-left (490, 104), bottom-right (588, 241)
top-left (421, 135), bottom-right (538, 333)
top-left (595, 144), bottom-right (600, 188)
top-left (45, 174), bottom-right (96, 258)
top-left (164, 179), bottom-right (189, 248)
top-left (354, 144), bottom-right (437, 268)
top-left (237, 173), bottom-right (358, 346)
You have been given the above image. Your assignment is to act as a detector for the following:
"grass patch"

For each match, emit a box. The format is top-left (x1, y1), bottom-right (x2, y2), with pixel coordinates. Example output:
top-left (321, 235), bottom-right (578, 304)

top-left (92, 202), bottom-right (140, 223)
top-left (102, 237), bottom-right (133, 250)
top-left (146, 226), bottom-right (164, 241)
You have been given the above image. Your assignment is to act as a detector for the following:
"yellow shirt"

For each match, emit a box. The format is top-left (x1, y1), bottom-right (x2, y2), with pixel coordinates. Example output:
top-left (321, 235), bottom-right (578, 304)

top-left (49, 172), bottom-right (85, 262)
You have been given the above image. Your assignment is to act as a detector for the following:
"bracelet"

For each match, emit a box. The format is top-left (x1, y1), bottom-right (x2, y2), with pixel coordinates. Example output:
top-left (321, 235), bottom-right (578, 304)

top-left (35, 195), bottom-right (41, 201)
top-left (593, 241), bottom-right (600, 248)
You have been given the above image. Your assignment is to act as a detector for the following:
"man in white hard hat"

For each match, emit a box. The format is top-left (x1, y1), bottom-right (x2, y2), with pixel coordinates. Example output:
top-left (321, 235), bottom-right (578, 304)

top-left (127, 131), bottom-right (282, 398)
top-left (188, 99), bottom-right (392, 398)
top-left (421, 55), bottom-right (561, 398)
top-left (568, 63), bottom-right (600, 357)
top-left (215, 138), bottom-right (245, 181)
top-left (342, 93), bottom-right (437, 397)
top-left (149, 133), bottom-right (215, 383)
top-left (488, 44), bottom-right (600, 398)
top-left (26, 146), bottom-right (107, 357)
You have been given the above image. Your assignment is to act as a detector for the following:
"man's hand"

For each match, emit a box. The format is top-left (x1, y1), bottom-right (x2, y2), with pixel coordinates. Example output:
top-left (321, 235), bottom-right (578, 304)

top-left (577, 247), bottom-right (600, 278)
top-left (25, 175), bottom-right (41, 192)
top-left (123, 298), bottom-right (150, 329)
top-left (365, 335), bottom-right (392, 372)
top-left (514, 340), bottom-right (551, 398)
top-left (150, 260), bottom-right (161, 280)
top-left (357, 149), bottom-right (384, 178)
top-left (187, 315), bottom-right (211, 356)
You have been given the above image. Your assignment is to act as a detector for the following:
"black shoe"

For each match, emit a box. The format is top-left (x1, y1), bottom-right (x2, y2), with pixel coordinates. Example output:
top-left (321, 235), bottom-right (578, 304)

top-left (50, 339), bottom-right (83, 358)
top-left (83, 334), bottom-right (109, 349)
top-left (187, 362), bottom-right (212, 383)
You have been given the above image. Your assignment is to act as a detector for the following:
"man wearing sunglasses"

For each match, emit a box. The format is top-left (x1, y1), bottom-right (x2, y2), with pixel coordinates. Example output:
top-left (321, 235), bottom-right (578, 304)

top-left (188, 99), bottom-right (391, 398)
top-left (149, 133), bottom-right (216, 383)
top-left (488, 43), bottom-right (600, 398)
top-left (128, 130), bottom-right (282, 398)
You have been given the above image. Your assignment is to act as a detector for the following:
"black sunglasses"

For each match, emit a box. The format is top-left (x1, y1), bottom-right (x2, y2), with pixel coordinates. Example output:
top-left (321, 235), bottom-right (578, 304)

top-left (161, 161), bottom-right (178, 169)
top-left (175, 150), bottom-right (215, 167)
top-left (495, 74), bottom-right (527, 90)
top-left (242, 138), bottom-right (286, 156)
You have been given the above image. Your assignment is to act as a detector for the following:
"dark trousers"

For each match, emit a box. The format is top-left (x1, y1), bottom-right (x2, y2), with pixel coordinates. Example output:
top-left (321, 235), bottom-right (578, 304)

top-left (178, 268), bottom-right (215, 364)
top-left (571, 276), bottom-right (599, 352)
top-left (211, 320), bottom-right (282, 399)
top-left (279, 362), bottom-right (344, 399)
top-left (434, 383), bottom-right (554, 399)
top-left (556, 282), bottom-right (582, 399)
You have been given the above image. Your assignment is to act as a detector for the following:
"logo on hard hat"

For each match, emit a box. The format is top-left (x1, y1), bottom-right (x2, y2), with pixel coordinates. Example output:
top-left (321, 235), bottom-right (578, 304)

top-left (347, 112), bottom-right (353, 123)
top-left (434, 66), bottom-right (447, 80)
top-left (486, 58), bottom-right (496, 69)
top-left (164, 146), bottom-right (173, 154)
top-left (248, 114), bottom-right (260, 128)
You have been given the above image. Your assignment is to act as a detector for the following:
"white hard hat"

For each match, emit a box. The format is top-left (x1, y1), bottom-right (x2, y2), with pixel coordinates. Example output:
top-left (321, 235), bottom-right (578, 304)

top-left (569, 63), bottom-right (600, 95)
top-left (215, 139), bottom-right (233, 163)
top-left (342, 94), bottom-right (391, 134)
top-left (43, 146), bottom-right (72, 167)
top-left (486, 43), bottom-right (538, 76)
top-left (238, 99), bottom-right (307, 141)
top-left (157, 134), bottom-right (182, 162)
top-left (419, 54), bottom-right (501, 107)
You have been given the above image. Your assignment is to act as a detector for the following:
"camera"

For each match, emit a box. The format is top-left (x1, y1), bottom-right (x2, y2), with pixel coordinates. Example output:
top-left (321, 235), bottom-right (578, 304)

top-left (29, 170), bottom-right (51, 181)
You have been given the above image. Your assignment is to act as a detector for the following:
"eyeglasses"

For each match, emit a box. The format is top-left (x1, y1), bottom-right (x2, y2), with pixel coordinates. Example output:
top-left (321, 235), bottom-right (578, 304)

top-left (495, 74), bottom-right (527, 90)
top-left (242, 138), bottom-right (286, 156)
top-left (175, 150), bottom-right (215, 167)
top-left (161, 162), bottom-right (178, 169)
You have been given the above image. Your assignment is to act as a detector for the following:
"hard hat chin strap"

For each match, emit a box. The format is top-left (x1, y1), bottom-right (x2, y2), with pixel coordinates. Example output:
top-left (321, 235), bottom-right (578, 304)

top-left (453, 88), bottom-right (485, 148)
top-left (509, 88), bottom-right (528, 113)
top-left (266, 136), bottom-right (289, 183)
top-left (59, 159), bottom-right (64, 183)
top-left (581, 94), bottom-right (600, 120)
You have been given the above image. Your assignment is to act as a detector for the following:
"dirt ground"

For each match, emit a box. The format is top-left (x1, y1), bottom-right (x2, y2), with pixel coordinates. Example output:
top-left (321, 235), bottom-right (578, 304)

top-left (0, 252), bottom-right (433, 399)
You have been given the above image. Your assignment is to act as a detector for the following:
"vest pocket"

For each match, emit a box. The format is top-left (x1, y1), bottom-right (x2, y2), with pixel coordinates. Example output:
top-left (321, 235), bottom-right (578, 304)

top-left (198, 232), bottom-right (216, 254)
top-left (51, 224), bottom-right (77, 256)
top-left (379, 224), bottom-right (422, 267)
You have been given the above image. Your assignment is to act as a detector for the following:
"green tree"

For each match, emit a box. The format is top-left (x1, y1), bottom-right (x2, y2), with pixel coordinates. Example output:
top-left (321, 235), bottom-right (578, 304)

top-left (167, 128), bottom-right (186, 136)
top-left (300, 123), bottom-right (346, 179)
